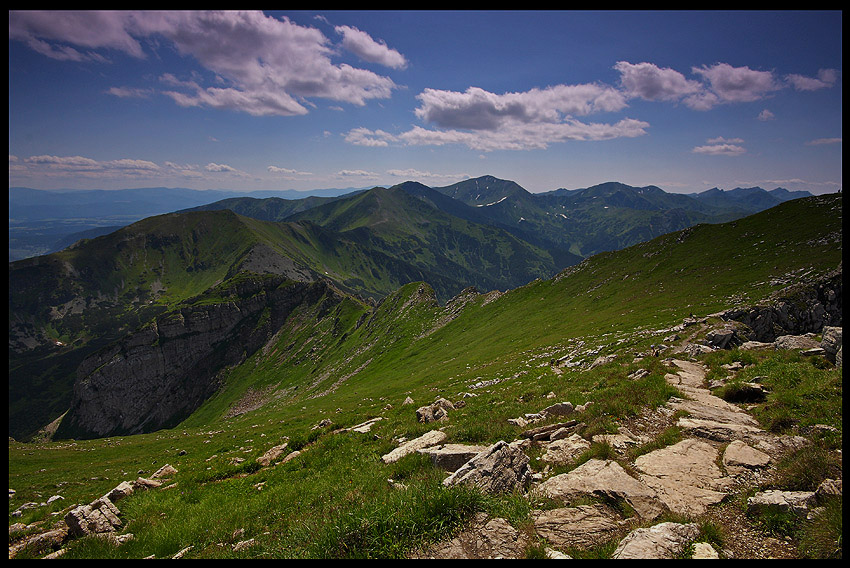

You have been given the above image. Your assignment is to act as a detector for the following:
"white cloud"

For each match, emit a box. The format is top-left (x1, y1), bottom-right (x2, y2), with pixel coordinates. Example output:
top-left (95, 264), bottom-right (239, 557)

top-left (9, 10), bottom-right (402, 116)
top-left (267, 166), bottom-right (313, 176)
top-left (205, 162), bottom-right (251, 177)
top-left (9, 11), bottom-right (146, 59)
top-left (414, 84), bottom-right (627, 131)
top-left (334, 25), bottom-right (407, 69)
top-left (786, 68), bottom-right (838, 91)
top-left (691, 63), bottom-right (781, 104)
top-left (385, 169), bottom-right (470, 181)
top-left (804, 137), bottom-right (841, 146)
top-left (106, 86), bottom-right (154, 99)
top-left (336, 169), bottom-right (380, 178)
top-left (343, 127), bottom-right (398, 147)
top-left (757, 109), bottom-right (775, 121)
top-left (614, 61), bottom-right (703, 102)
top-left (706, 136), bottom-right (744, 145)
top-left (691, 137), bottom-right (746, 156)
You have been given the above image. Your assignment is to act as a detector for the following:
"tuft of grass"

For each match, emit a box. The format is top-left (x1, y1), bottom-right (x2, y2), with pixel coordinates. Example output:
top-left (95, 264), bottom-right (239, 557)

top-left (798, 497), bottom-right (842, 559)
top-left (767, 440), bottom-right (842, 492)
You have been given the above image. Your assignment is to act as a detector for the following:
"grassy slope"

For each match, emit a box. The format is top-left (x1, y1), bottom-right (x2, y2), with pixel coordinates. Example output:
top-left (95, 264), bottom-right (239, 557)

top-left (8, 194), bottom-right (842, 559)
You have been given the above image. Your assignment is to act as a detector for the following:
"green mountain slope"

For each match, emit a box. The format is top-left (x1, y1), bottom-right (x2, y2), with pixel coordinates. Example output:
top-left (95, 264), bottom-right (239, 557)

top-left (189, 193), bottom-right (842, 430)
top-left (283, 184), bottom-right (562, 298)
top-left (8, 194), bottom-right (841, 560)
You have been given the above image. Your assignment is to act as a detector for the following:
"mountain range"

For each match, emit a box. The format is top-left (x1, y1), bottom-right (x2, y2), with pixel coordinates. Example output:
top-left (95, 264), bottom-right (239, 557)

top-left (9, 178), bottom-right (811, 262)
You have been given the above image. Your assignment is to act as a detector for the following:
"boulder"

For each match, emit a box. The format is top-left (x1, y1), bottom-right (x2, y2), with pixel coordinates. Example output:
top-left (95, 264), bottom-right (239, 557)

top-left (442, 440), bottom-right (531, 494)
top-left (706, 328), bottom-right (737, 349)
top-left (747, 490), bottom-right (818, 516)
top-left (520, 420), bottom-right (578, 441)
top-left (774, 334), bottom-right (821, 351)
top-left (542, 402), bottom-right (574, 417)
top-left (612, 522), bottom-right (700, 559)
top-left (691, 542), bottom-right (720, 559)
top-left (8, 527), bottom-right (69, 559)
top-left (416, 398), bottom-right (455, 423)
top-left (151, 464), bottom-right (178, 479)
top-left (815, 478), bottom-right (842, 503)
top-left (256, 443), bottom-right (289, 466)
top-left (64, 497), bottom-right (122, 537)
top-left (820, 326), bottom-right (842, 363)
top-left (104, 480), bottom-right (135, 502)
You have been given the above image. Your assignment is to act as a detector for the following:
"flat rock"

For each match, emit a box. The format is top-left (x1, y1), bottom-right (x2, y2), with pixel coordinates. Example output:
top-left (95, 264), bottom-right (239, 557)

top-left (612, 522), bottom-right (700, 559)
top-left (411, 513), bottom-right (528, 559)
top-left (676, 417), bottom-right (765, 443)
top-left (774, 334), bottom-right (821, 351)
top-left (382, 430), bottom-right (447, 464)
top-left (417, 443), bottom-right (488, 472)
top-left (536, 459), bottom-right (665, 520)
top-left (722, 440), bottom-right (771, 474)
top-left (541, 433), bottom-right (591, 465)
top-left (747, 490), bottom-right (817, 516)
top-left (635, 439), bottom-right (731, 516)
top-left (532, 504), bottom-right (624, 549)
top-left (347, 417), bottom-right (383, 433)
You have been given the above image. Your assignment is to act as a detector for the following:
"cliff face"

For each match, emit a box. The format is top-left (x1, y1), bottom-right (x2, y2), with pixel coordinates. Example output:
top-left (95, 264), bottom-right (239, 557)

top-left (56, 276), bottom-right (342, 439)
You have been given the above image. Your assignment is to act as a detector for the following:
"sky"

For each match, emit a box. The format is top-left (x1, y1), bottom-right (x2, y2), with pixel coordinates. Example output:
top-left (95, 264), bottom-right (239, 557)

top-left (8, 10), bottom-right (843, 195)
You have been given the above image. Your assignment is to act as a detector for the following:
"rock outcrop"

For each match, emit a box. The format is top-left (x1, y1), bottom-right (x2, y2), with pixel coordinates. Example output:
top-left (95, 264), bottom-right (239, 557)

top-left (442, 440), bottom-right (532, 494)
top-left (57, 277), bottom-right (344, 439)
top-left (720, 268), bottom-right (841, 342)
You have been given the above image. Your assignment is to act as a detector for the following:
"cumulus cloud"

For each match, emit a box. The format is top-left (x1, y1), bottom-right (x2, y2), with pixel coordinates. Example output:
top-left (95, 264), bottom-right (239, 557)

top-left (691, 63), bottom-right (781, 104)
top-left (615, 61), bottom-right (829, 111)
top-left (9, 10), bottom-right (403, 116)
top-left (414, 84), bottom-right (627, 131)
top-left (614, 61), bottom-right (702, 102)
top-left (757, 109), bottom-right (775, 121)
top-left (338, 82), bottom-right (639, 152)
top-left (335, 25), bottom-right (407, 69)
top-left (343, 127), bottom-right (398, 147)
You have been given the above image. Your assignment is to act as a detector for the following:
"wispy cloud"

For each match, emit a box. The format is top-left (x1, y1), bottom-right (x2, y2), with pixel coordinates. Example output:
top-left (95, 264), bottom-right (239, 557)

top-left (805, 137), bottom-right (841, 146)
top-left (786, 68), bottom-right (838, 91)
top-left (692, 137), bottom-right (746, 156)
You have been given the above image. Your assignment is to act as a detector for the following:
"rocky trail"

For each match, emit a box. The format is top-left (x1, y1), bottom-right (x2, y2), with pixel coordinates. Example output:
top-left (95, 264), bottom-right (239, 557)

top-left (406, 329), bottom-right (842, 559)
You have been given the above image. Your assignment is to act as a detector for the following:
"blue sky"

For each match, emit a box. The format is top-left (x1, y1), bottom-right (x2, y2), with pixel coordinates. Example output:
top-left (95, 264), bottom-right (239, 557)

top-left (8, 10), bottom-right (842, 194)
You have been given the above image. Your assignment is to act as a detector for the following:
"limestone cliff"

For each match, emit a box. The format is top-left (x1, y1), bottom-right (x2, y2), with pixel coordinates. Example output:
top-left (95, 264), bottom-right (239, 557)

top-left (56, 275), bottom-right (343, 439)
